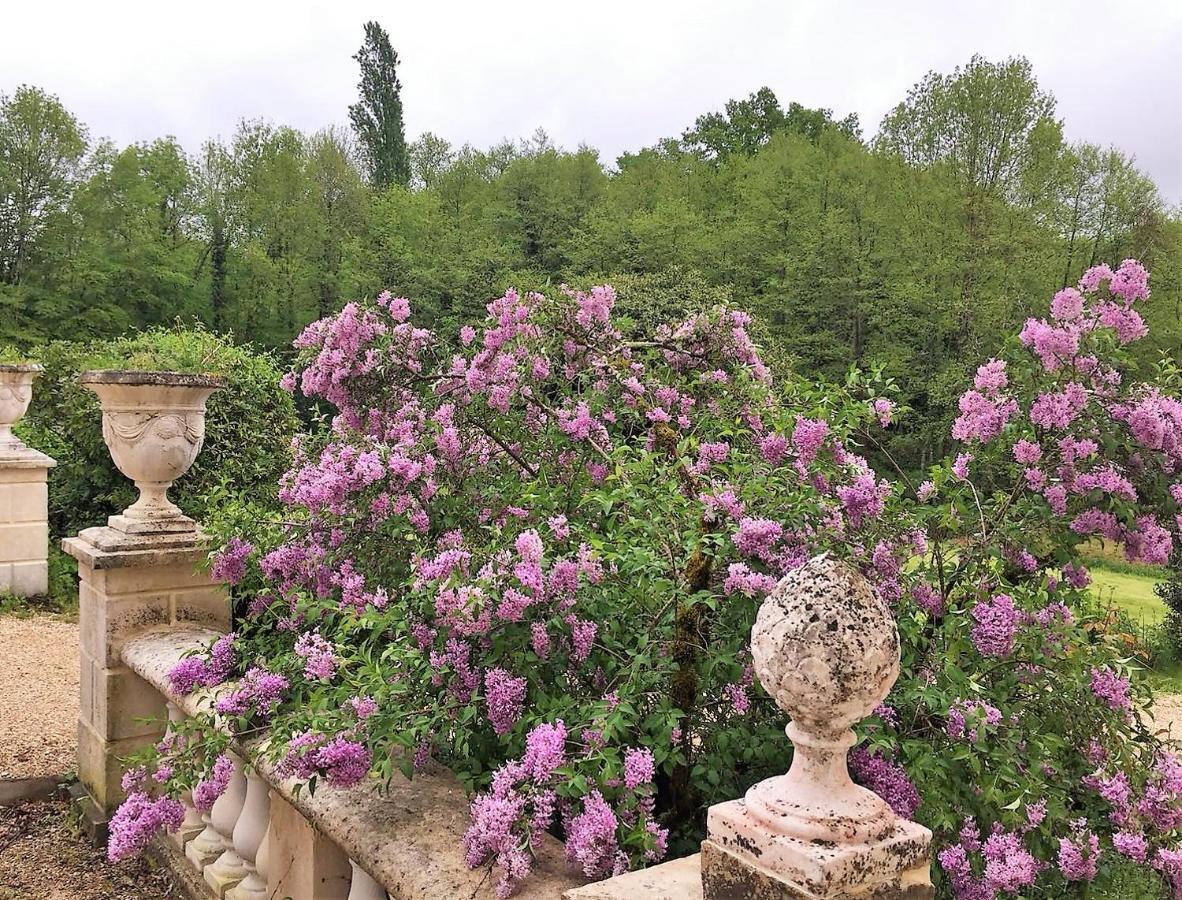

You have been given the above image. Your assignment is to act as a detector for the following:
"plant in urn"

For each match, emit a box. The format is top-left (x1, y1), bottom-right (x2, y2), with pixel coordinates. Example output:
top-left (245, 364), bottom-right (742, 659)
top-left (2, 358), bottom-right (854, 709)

top-left (702, 554), bottom-right (933, 899)
top-left (79, 371), bottom-right (223, 536)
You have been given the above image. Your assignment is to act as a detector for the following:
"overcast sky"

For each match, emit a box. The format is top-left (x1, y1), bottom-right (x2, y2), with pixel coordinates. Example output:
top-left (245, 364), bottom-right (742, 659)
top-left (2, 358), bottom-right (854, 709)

top-left (5, 0), bottom-right (1181, 202)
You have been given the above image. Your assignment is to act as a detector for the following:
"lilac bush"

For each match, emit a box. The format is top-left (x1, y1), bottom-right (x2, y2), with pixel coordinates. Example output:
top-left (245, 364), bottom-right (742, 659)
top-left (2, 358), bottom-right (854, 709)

top-left (114, 263), bottom-right (1181, 897)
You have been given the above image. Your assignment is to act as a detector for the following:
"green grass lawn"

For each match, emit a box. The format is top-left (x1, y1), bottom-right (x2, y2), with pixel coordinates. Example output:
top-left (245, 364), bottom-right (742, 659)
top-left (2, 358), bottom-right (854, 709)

top-left (1084, 561), bottom-right (1182, 694)
top-left (1088, 565), bottom-right (1167, 626)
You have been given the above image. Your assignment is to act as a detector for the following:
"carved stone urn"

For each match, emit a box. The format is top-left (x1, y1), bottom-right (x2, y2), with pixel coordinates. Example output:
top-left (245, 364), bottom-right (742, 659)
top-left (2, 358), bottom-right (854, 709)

top-left (702, 554), bottom-right (933, 899)
top-left (0, 363), bottom-right (42, 455)
top-left (79, 371), bottom-right (223, 535)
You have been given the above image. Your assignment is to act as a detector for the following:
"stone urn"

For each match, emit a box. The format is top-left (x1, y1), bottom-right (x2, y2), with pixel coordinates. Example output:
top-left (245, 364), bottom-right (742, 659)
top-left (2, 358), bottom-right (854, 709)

top-left (79, 371), bottom-right (223, 534)
top-left (0, 363), bottom-right (42, 455)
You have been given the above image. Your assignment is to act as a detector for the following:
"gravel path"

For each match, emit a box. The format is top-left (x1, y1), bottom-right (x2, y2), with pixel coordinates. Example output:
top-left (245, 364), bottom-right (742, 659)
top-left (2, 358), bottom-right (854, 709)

top-left (0, 799), bottom-right (181, 899)
top-left (1148, 694), bottom-right (1182, 741)
top-left (0, 616), bottom-right (78, 779)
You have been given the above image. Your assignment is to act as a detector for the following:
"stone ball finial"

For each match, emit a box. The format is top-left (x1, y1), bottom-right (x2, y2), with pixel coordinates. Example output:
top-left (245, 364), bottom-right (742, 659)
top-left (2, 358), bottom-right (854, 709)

top-left (702, 555), bottom-right (933, 898)
top-left (752, 553), bottom-right (899, 741)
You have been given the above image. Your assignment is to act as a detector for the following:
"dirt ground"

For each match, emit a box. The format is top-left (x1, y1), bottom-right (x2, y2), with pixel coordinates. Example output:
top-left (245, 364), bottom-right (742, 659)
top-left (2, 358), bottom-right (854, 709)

top-left (0, 615), bottom-right (79, 780)
top-left (0, 799), bottom-right (181, 900)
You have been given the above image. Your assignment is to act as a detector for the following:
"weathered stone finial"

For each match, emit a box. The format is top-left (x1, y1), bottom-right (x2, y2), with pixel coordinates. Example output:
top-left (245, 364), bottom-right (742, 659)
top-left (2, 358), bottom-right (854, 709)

top-left (702, 554), bottom-right (933, 899)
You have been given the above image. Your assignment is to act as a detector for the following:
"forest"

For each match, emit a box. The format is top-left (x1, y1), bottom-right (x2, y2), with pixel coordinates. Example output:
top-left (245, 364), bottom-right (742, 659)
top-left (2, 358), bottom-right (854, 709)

top-left (1, 47), bottom-right (1179, 470)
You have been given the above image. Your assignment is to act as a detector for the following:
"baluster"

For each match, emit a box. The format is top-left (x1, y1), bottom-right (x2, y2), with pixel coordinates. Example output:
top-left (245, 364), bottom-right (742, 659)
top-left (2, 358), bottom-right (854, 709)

top-left (226, 766), bottom-right (271, 900)
top-left (203, 752), bottom-right (249, 897)
top-left (186, 751), bottom-right (231, 871)
top-left (254, 798), bottom-right (272, 888)
top-left (165, 703), bottom-right (205, 847)
top-left (347, 859), bottom-right (388, 900)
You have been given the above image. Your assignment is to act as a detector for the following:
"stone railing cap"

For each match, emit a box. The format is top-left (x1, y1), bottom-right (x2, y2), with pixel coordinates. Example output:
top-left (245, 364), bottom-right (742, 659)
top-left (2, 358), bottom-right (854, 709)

top-left (78, 370), bottom-right (226, 388)
top-left (0, 362), bottom-right (43, 372)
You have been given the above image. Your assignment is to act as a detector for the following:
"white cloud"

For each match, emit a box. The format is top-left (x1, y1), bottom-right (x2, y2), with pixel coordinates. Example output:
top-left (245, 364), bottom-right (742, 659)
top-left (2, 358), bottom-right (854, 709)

top-left (4, 0), bottom-right (1180, 200)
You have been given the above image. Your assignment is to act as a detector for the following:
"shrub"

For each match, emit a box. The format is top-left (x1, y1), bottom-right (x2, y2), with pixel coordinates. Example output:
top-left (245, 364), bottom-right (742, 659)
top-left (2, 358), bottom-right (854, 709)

top-left (1157, 565), bottom-right (1182, 661)
top-left (15, 325), bottom-right (298, 537)
top-left (118, 266), bottom-right (1182, 898)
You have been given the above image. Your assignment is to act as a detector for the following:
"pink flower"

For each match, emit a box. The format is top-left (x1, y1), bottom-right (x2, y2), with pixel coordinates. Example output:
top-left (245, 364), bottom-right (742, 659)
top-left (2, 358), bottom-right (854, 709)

top-left (1090, 666), bottom-right (1132, 712)
top-left (971, 594), bottom-right (1021, 657)
top-left (623, 747), bottom-right (655, 790)
top-left (484, 669), bottom-right (527, 735)
top-left (1012, 440), bottom-right (1042, 464)
top-left (952, 454), bottom-right (972, 481)
top-left (565, 791), bottom-right (622, 879)
top-left (1051, 287), bottom-right (1085, 321)
top-left (1057, 826), bottom-right (1099, 882)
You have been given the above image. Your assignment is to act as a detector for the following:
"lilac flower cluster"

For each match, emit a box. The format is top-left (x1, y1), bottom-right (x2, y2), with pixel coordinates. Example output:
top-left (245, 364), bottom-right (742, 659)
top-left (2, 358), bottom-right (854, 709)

top-left (295, 631), bottom-right (339, 681)
top-left (107, 791), bottom-right (185, 862)
top-left (167, 632), bottom-right (236, 694)
top-left (946, 699), bottom-right (1003, 743)
top-left (848, 747), bottom-right (921, 818)
top-left (277, 731), bottom-right (372, 788)
top-left (970, 594), bottom-right (1022, 658)
top-left (214, 666), bottom-right (290, 718)
top-left (938, 820), bottom-right (1042, 899)
top-left (193, 752), bottom-right (234, 811)
top-left (211, 537), bottom-right (253, 585)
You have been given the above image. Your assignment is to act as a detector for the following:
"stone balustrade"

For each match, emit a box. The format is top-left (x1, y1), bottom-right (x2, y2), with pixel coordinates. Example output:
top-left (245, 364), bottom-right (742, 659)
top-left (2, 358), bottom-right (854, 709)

top-left (111, 557), bottom-right (934, 900)
top-left (50, 366), bottom-right (934, 899)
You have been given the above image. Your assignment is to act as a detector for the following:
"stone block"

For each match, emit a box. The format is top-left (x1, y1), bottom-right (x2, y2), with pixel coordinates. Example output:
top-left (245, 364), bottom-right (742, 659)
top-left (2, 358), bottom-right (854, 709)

top-left (0, 559), bottom-right (47, 595)
top-left (88, 664), bottom-right (168, 742)
top-left (79, 584), bottom-right (171, 666)
top-left (77, 719), bottom-right (162, 813)
top-left (0, 521), bottom-right (48, 562)
top-left (0, 480), bottom-right (48, 523)
top-left (204, 850), bottom-right (247, 898)
top-left (0, 460), bottom-right (53, 484)
top-left (172, 586), bottom-right (231, 632)
top-left (564, 853), bottom-right (703, 899)
top-left (96, 559), bottom-right (217, 596)
top-left (267, 793), bottom-right (352, 900)
top-left (79, 652), bottom-right (96, 725)
top-left (187, 820), bottom-right (230, 870)
top-left (702, 839), bottom-right (933, 899)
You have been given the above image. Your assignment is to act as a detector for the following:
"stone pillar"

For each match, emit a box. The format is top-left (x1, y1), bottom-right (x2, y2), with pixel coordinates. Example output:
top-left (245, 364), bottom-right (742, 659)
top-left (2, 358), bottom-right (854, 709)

top-left (64, 529), bottom-right (227, 827)
top-left (63, 368), bottom-right (226, 837)
top-left (701, 555), bottom-right (933, 900)
top-left (267, 793), bottom-right (352, 900)
top-left (0, 363), bottom-right (54, 597)
top-left (188, 806), bottom-right (230, 871)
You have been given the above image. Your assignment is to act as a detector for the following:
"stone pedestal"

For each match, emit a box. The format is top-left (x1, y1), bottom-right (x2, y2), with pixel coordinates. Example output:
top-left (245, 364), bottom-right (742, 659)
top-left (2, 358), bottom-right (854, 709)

top-left (0, 448), bottom-right (55, 597)
top-left (699, 837), bottom-right (931, 900)
top-left (63, 525), bottom-right (227, 822)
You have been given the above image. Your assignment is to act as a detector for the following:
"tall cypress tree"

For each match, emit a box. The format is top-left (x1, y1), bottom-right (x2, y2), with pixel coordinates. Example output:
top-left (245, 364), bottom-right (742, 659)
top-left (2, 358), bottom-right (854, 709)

top-left (348, 21), bottom-right (409, 188)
